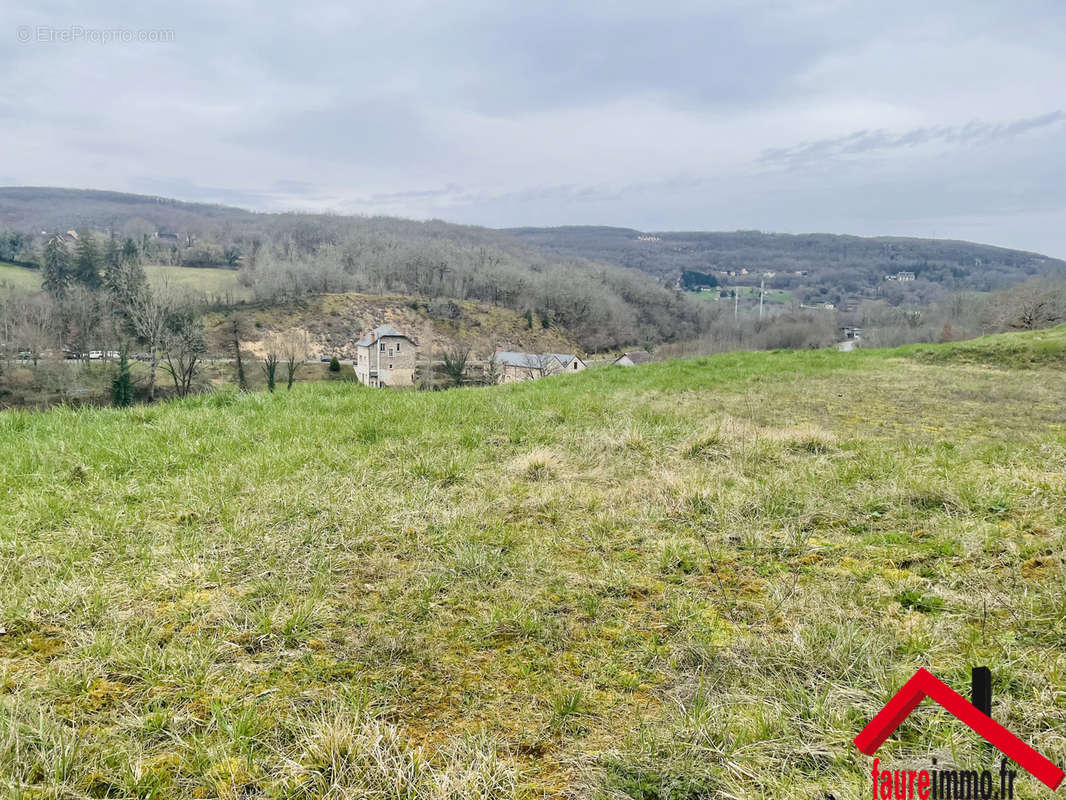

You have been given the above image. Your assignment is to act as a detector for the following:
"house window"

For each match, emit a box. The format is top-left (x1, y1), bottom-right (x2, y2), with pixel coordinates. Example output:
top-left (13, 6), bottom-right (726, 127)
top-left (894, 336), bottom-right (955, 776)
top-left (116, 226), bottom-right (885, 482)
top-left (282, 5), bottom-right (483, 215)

top-left (380, 342), bottom-right (385, 351)
top-left (388, 363), bottom-right (393, 369)
top-left (573, 361), bottom-right (577, 369)
top-left (396, 343), bottom-right (401, 351)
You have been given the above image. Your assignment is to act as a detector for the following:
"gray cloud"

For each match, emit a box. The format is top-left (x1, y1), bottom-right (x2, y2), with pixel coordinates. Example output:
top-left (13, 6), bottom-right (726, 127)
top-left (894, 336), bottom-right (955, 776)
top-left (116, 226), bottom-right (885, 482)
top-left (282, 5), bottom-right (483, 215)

top-left (760, 110), bottom-right (1066, 168)
top-left (1, 0), bottom-right (1064, 256)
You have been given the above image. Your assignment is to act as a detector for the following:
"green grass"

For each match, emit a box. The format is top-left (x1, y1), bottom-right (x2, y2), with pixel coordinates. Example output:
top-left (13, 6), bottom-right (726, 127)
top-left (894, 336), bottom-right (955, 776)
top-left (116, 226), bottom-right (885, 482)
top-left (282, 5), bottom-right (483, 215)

top-left (689, 286), bottom-right (794, 304)
top-left (0, 262), bottom-right (41, 294)
top-left (898, 324), bottom-right (1066, 368)
top-left (146, 265), bottom-right (246, 300)
top-left (0, 263), bottom-right (245, 299)
top-left (1, 332), bottom-right (1064, 798)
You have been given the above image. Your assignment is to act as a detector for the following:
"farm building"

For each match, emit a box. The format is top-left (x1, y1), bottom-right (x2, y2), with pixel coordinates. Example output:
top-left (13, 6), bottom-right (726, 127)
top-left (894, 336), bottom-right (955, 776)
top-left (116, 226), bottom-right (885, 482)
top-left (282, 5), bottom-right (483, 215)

top-left (493, 351), bottom-right (586, 383)
top-left (613, 351), bottom-right (652, 366)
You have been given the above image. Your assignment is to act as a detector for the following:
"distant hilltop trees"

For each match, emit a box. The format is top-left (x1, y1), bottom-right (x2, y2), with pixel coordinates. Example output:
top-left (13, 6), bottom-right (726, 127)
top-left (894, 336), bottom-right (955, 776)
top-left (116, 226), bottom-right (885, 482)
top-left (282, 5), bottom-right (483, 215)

top-left (680, 270), bottom-right (719, 291)
top-left (506, 226), bottom-right (1066, 305)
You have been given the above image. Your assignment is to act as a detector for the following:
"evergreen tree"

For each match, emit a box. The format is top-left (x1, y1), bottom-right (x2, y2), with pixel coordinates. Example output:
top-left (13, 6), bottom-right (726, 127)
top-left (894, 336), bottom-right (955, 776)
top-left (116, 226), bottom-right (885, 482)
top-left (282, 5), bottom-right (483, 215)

top-left (41, 236), bottom-right (71, 298)
top-left (121, 237), bottom-right (140, 265)
top-left (72, 230), bottom-right (102, 289)
top-left (102, 235), bottom-right (123, 294)
top-left (262, 352), bottom-right (278, 392)
top-left (111, 349), bottom-right (134, 407)
top-left (104, 235), bottom-right (121, 273)
top-left (105, 251), bottom-right (147, 304)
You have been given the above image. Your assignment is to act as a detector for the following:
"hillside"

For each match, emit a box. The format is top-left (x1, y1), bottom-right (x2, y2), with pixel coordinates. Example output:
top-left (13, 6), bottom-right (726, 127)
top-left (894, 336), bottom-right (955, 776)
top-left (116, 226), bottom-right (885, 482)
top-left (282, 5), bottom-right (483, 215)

top-left (5, 188), bottom-right (1065, 351)
top-left (1, 329), bottom-right (1063, 797)
top-left (0, 187), bottom-right (258, 233)
top-left (203, 293), bottom-right (580, 360)
top-left (0, 188), bottom-right (710, 351)
top-left (506, 225), bottom-right (1066, 307)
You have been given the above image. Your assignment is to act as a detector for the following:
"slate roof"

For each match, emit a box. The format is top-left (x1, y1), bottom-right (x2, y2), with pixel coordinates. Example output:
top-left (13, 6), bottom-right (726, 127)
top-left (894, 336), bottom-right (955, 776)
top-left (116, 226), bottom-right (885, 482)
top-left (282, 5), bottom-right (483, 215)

top-left (494, 352), bottom-right (584, 369)
top-left (615, 351), bottom-right (652, 365)
top-left (356, 326), bottom-right (410, 347)
top-left (494, 351), bottom-right (560, 369)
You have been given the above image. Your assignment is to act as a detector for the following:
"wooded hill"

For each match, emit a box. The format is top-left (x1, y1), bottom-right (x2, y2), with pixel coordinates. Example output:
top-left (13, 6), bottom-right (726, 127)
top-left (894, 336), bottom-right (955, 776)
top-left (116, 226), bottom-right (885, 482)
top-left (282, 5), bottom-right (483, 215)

top-left (0, 188), bottom-right (709, 351)
top-left (505, 226), bottom-right (1066, 307)
top-left (3, 187), bottom-right (1064, 349)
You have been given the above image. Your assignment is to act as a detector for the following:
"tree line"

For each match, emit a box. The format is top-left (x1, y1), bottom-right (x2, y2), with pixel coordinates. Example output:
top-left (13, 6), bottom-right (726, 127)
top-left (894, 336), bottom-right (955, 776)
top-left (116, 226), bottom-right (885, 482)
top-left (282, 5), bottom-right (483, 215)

top-left (2, 209), bottom-right (715, 353)
top-left (655, 278), bottom-right (1066, 360)
top-left (1, 230), bottom-right (207, 402)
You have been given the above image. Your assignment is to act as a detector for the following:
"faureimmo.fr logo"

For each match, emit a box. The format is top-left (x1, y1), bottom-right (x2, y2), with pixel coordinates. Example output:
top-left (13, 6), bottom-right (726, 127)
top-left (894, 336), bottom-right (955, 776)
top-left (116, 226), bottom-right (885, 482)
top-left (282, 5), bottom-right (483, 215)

top-left (854, 668), bottom-right (1063, 797)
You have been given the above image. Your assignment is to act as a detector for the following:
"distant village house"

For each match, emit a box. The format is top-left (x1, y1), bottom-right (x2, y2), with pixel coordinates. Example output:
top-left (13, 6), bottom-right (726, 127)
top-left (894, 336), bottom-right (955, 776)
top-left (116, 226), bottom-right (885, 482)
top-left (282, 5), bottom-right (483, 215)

top-left (355, 326), bottom-right (416, 387)
top-left (613, 351), bottom-right (652, 366)
top-left (493, 350), bottom-right (586, 383)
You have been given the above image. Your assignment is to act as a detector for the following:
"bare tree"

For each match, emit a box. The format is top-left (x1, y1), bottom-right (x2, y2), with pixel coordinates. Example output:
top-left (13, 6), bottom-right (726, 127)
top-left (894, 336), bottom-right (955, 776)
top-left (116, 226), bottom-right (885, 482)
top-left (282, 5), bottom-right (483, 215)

top-left (279, 329), bottom-right (311, 390)
top-left (0, 294), bottom-right (15, 372)
top-left (989, 281), bottom-right (1066, 331)
top-left (229, 315), bottom-right (248, 391)
top-left (484, 350), bottom-right (502, 385)
top-left (523, 353), bottom-right (558, 380)
top-left (60, 285), bottom-right (102, 359)
top-left (125, 283), bottom-right (173, 401)
top-left (15, 295), bottom-right (57, 366)
top-left (162, 310), bottom-right (205, 398)
top-left (419, 320), bottom-right (435, 391)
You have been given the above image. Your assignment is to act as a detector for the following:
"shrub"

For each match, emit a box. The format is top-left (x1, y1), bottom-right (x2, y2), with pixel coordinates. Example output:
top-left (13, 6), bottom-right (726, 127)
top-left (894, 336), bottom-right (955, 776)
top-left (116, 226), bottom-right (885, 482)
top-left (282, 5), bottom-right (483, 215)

top-left (111, 350), bottom-right (133, 408)
top-left (328, 356), bottom-right (340, 372)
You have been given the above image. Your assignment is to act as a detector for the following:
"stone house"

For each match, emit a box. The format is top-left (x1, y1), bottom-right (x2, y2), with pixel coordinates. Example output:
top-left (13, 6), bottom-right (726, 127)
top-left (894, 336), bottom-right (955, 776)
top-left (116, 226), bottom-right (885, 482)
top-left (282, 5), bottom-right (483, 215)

top-left (493, 351), bottom-right (587, 383)
top-left (612, 351), bottom-right (652, 366)
top-left (355, 325), bottom-right (416, 387)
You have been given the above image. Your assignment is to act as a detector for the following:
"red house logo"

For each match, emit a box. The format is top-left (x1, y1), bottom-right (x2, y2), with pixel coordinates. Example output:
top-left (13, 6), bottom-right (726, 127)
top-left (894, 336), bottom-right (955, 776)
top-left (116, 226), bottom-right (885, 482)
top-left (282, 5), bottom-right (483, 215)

top-left (854, 668), bottom-right (1064, 790)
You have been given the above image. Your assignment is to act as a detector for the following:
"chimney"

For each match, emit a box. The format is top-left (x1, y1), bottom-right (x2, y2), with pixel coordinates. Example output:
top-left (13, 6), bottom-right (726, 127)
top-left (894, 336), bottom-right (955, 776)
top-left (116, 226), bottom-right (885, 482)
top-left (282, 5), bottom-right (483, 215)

top-left (496, 344), bottom-right (504, 352)
top-left (370, 330), bottom-right (376, 343)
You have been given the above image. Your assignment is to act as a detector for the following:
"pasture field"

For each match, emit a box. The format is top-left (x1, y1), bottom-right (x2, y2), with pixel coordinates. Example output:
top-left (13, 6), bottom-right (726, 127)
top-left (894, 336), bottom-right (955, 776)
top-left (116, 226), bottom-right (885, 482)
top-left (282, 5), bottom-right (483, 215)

top-left (0, 263), bottom-right (245, 300)
top-left (688, 286), bottom-right (795, 305)
top-left (145, 265), bottom-right (246, 301)
top-left (0, 262), bottom-right (41, 294)
top-left (1, 329), bottom-right (1064, 798)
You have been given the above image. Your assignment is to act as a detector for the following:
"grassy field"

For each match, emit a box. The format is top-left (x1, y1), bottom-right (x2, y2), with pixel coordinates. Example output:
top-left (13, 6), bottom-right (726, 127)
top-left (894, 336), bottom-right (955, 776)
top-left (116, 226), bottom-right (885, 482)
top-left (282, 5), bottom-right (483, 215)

top-left (145, 266), bottom-right (246, 300)
top-left (0, 262), bottom-right (42, 294)
top-left (0, 263), bottom-right (245, 300)
top-left (689, 286), bottom-right (794, 305)
top-left (1, 330), bottom-right (1065, 798)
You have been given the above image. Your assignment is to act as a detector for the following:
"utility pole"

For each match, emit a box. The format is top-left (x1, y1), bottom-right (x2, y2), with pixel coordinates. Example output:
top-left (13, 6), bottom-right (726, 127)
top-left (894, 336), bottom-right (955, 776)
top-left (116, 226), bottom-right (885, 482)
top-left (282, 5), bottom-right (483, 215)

top-left (734, 290), bottom-right (739, 321)
top-left (759, 276), bottom-right (766, 319)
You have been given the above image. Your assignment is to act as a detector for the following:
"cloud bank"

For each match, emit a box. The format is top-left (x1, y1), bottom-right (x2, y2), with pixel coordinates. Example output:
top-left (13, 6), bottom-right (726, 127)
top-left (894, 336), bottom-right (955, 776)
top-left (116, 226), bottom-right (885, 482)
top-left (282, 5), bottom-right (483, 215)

top-left (2, 0), bottom-right (1064, 255)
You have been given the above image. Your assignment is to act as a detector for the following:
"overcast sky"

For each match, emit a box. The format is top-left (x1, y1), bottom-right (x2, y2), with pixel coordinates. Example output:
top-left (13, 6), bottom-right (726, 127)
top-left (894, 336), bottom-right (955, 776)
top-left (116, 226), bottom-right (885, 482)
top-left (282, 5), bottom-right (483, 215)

top-left (3, 0), bottom-right (1065, 256)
